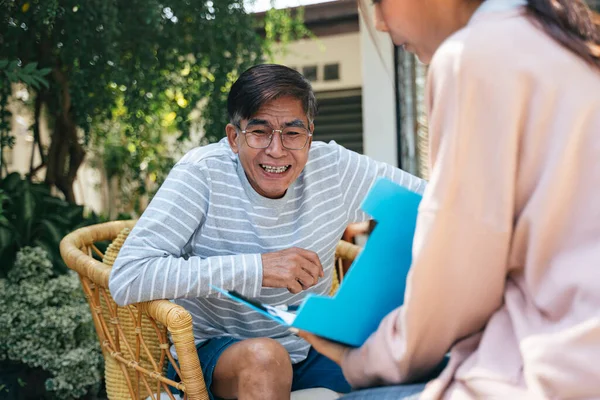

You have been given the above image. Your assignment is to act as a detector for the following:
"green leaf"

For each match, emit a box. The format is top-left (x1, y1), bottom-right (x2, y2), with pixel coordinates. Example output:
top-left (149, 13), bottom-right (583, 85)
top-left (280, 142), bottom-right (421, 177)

top-left (0, 224), bottom-right (16, 248)
top-left (20, 75), bottom-right (34, 87)
top-left (30, 182), bottom-right (52, 197)
top-left (5, 71), bottom-right (18, 82)
top-left (21, 184), bottom-right (35, 223)
top-left (23, 62), bottom-right (38, 73)
top-left (64, 205), bottom-right (85, 223)
top-left (38, 219), bottom-right (64, 247)
top-left (0, 60), bottom-right (8, 69)
top-left (45, 213), bottom-right (71, 228)
top-left (30, 76), bottom-right (46, 87)
top-left (42, 196), bottom-right (69, 211)
top-left (37, 67), bottom-right (52, 77)
top-left (38, 77), bottom-right (50, 89)
top-left (1, 173), bottom-right (23, 193)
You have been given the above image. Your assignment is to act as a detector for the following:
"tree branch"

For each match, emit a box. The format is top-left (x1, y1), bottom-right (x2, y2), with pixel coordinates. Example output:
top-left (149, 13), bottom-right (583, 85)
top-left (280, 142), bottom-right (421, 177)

top-left (29, 91), bottom-right (44, 180)
top-left (47, 67), bottom-right (84, 203)
top-left (29, 163), bottom-right (46, 175)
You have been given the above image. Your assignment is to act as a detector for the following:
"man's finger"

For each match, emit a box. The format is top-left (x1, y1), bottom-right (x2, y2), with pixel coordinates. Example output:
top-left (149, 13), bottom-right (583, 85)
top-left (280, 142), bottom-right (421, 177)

top-left (299, 261), bottom-right (321, 283)
top-left (294, 249), bottom-right (324, 278)
top-left (295, 248), bottom-right (323, 267)
top-left (287, 280), bottom-right (303, 294)
top-left (296, 270), bottom-right (316, 289)
top-left (306, 251), bottom-right (325, 277)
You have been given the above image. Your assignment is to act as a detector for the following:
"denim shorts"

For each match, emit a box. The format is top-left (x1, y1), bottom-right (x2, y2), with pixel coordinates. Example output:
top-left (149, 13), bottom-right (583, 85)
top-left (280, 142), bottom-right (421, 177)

top-left (167, 336), bottom-right (351, 400)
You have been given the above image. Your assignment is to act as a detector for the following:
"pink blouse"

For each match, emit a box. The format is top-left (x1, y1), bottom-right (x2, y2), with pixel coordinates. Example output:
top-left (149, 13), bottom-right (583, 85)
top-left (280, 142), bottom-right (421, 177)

top-left (342, 2), bottom-right (600, 398)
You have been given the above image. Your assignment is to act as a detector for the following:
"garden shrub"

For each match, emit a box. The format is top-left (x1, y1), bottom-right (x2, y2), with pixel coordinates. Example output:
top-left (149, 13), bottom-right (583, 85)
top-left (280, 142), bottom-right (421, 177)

top-left (0, 247), bottom-right (103, 399)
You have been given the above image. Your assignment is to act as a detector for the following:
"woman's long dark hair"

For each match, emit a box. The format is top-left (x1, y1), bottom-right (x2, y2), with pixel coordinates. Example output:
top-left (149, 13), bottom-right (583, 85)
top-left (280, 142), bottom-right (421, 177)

top-left (526, 0), bottom-right (600, 70)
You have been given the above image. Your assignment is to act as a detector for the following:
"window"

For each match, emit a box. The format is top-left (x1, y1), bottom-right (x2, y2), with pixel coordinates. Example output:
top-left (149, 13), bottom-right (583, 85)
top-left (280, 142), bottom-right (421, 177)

top-left (323, 63), bottom-right (340, 81)
top-left (302, 65), bottom-right (318, 82)
top-left (313, 88), bottom-right (363, 154)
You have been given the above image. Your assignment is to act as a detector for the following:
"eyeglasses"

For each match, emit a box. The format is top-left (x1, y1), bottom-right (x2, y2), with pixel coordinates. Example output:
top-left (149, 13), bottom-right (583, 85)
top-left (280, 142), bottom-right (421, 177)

top-left (238, 124), bottom-right (313, 150)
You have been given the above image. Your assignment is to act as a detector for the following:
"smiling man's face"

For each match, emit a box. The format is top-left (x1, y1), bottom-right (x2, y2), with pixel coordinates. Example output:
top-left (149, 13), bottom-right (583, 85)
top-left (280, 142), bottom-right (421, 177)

top-left (226, 96), bottom-right (313, 199)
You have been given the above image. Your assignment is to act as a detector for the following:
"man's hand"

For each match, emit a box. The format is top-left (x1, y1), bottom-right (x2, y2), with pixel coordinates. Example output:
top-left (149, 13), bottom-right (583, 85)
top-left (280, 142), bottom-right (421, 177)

top-left (261, 247), bottom-right (324, 294)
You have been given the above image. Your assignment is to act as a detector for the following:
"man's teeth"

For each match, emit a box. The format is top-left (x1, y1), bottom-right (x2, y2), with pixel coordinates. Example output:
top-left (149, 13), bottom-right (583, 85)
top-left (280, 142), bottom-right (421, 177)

top-left (261, 165), bottom-right (289, 174)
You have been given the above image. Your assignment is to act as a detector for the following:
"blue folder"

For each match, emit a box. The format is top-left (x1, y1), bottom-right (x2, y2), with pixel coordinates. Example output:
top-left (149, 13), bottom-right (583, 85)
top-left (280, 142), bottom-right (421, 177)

top-left (215, 178), bottom-right (422, 347)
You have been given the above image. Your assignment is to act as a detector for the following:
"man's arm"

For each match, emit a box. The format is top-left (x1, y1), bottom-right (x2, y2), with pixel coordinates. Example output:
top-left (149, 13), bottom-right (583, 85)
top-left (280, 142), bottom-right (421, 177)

top-left (108, 163), bottom-right (264, 306)
top-left (108, 162), bottom-right (326, 306)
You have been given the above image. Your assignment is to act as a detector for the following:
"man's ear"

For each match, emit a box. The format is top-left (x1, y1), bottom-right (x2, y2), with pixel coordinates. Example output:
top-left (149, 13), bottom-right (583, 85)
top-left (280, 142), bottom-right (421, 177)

top-left (226, 123), bottom-right (239, 154)
top-left (308, 122), bottom-right (315, 148)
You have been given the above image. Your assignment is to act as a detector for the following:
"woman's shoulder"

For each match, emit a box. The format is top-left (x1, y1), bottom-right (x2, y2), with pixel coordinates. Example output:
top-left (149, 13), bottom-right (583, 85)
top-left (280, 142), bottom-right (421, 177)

top-left (431, 12), bottom-right (534, 74)
top-left (429, 10), bottom-right (600, 107)
top-left (430, 9), bottom-right (595, 83)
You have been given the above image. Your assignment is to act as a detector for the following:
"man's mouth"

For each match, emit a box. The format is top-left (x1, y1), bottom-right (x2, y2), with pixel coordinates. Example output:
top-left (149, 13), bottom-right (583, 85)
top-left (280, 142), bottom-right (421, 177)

top-left (260, 164), bottom-right (290, 174)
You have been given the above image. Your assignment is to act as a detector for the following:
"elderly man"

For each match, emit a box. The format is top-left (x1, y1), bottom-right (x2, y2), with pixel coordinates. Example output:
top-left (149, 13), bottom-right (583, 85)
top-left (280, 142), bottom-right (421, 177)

top-left (109, 64), bottom-right (426, 400)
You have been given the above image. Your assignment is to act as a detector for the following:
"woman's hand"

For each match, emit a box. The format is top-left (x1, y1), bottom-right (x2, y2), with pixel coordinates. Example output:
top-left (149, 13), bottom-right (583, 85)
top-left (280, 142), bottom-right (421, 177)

top-left (298, 331), bottom-right (351, 366)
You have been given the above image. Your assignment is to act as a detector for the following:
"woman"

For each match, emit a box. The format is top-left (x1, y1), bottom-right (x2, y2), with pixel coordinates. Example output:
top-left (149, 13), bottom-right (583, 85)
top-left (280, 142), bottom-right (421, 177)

top-left (300, 0), bottom-right (600, 398)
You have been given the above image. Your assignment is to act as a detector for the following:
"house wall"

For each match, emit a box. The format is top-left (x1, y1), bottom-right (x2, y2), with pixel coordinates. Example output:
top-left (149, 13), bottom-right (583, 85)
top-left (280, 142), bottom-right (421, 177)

top-left (276, 20), bottom-right (398, 167)
top-left (276, 32), bottom-right (362, 92)
top-left (358, 3), bottom-right (398, 167)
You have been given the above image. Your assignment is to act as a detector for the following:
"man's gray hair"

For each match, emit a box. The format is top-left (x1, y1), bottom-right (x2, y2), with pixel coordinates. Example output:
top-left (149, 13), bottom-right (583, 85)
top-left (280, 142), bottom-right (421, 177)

top-left (227, 64), bottom-right (318, 127)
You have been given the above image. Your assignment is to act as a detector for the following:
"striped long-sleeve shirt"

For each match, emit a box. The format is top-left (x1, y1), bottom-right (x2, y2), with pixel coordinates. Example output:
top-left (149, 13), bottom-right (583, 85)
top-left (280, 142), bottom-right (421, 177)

top-left (109, 138), bottom-right (426, 363)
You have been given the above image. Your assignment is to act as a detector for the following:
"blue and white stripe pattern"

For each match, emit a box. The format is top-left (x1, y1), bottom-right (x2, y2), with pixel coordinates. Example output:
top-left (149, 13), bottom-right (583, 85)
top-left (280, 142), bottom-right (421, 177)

top-left (109, 138), bottom-right (426, 363)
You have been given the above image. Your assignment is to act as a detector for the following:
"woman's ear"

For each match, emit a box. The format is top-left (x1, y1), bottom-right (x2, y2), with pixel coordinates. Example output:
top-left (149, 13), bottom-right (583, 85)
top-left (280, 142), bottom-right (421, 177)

top-left (226, 123), bottom-right (239, 154)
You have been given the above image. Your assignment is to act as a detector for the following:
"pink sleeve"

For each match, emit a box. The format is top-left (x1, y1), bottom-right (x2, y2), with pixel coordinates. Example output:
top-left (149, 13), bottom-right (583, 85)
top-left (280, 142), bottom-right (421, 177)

top-left (340, 34), bottom-right (526, 388)
top-left (341, 307), bottom-right (406, 387)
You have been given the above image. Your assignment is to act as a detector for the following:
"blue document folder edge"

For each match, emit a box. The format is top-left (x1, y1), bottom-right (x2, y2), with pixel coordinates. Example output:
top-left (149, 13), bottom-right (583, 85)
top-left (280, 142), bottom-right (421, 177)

top-left (291, 178), bottom-right (422, 347)
top-left (210, 285), bottom-right (294, 326)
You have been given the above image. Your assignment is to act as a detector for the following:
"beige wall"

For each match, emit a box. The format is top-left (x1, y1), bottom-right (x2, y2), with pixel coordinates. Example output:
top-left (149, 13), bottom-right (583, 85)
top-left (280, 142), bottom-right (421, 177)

top-left (275, 32), bottom-right (362, 92)
top-left (359, 3), bottom-right (398, 167)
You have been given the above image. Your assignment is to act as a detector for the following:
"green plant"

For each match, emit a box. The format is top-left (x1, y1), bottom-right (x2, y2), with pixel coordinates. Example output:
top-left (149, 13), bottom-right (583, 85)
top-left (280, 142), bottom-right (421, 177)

top-left (0, 173), bottom-right (101, 276)
top-left (0, 60), bottom-right (51, 91)
top-left (91, 118), bottom-right (177, 217)
top-left (0, 246), bottom-right (103, 399)
top-left (1, 1), bottom-right (310, 202)
top-left (0, 60), bottom-right (51, 174)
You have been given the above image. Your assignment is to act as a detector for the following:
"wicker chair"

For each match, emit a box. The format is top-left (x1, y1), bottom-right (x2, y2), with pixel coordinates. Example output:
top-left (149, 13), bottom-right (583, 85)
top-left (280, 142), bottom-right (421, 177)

top-left (60, 220), bottom-right (361, 400)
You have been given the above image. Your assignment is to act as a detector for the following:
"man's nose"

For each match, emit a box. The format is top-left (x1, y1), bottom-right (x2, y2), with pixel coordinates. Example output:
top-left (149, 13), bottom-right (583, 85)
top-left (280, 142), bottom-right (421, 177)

top-left (265, 131), bottom-right (287, 156)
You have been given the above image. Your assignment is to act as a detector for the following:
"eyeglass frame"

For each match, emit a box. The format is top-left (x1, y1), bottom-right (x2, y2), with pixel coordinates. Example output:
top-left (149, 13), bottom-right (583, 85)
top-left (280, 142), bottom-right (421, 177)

top-left (235, 123), bottom-right (313, 151)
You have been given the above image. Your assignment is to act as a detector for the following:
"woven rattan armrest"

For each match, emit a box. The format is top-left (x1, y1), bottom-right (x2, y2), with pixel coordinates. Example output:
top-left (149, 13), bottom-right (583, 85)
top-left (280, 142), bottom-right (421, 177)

top-left (60, 221), bottom-right (209, 400)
